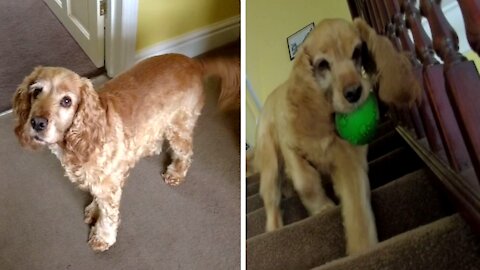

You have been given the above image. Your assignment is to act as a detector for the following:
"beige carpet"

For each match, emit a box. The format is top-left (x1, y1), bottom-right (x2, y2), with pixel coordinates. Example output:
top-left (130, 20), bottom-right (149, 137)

top-left (0, 78), bottom-right (240, 269)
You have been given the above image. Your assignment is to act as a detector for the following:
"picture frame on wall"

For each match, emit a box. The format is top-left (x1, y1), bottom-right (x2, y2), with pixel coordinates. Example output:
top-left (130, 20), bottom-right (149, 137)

top-left (287, 22), bottom-right (315, 60)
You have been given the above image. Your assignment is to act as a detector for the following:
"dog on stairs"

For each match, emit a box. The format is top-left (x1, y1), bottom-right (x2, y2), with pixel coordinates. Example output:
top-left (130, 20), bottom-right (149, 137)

top-left (247, 18), bottom-right (420, 254)
top-left (12, 53), bottom-right (239, 251)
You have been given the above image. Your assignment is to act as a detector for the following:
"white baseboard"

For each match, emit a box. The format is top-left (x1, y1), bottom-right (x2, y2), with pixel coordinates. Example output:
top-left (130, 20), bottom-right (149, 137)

top-left (0, 109), bottom-right (12, 117)
top-left (135, 15), bottom-right (240, 63)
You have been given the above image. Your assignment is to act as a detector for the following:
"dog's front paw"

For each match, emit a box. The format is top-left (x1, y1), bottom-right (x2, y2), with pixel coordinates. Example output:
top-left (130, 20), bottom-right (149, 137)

top-left (88, 227), bottom-right (115, 252)
top-left (162, 172), bottom-right (185, 186)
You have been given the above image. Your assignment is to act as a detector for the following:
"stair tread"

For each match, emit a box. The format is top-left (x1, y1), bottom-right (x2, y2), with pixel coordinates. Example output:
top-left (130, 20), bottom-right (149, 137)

top-left (247, 181), bottom-right (259, 197)
top-left (246, 169), bottom-right (455, 269)
top-left (368, 146), bottom-right (423, 189)
top-left (246, 145), bottom-right (423, 204)
top-left (367, 130), bottom-right (404, 161)
top-left (246, 168), bottom-right (445, 238)
top-left (314, 213), bottom-right (480, 270)
top-left (246, 163), bottom-right (434, 238)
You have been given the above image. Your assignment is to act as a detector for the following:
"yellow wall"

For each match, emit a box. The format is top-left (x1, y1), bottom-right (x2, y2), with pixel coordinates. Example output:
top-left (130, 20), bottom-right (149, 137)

top-left (465, 50), bottom-right (480, 71)
top-left (136, 0), bottom-right (240, 51)
top-left (246, 0), bottom-right (351, 145)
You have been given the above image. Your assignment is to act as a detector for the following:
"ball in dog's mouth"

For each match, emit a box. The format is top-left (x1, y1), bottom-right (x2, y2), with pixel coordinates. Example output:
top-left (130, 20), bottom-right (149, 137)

top-left (335, 92), bottom-right (379, 145)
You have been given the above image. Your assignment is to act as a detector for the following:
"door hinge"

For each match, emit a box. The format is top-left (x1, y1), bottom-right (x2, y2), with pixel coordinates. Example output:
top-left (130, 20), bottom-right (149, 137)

top-left (100, 0), bottom-right (106, 16)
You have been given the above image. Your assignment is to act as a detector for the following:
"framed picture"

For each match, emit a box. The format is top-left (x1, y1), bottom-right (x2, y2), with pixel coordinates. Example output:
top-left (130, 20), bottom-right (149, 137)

top-left (287, 22), bottom-right (315, 60)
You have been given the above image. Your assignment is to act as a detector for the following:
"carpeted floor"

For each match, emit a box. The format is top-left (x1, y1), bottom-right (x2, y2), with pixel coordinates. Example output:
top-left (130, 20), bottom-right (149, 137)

top-left (0, 77), bottom-right (240, 269)
top-left (0, 0), bottom-right (100, 112)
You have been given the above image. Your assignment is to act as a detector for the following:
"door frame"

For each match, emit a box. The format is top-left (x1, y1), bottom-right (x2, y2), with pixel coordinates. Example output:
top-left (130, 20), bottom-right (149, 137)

top-left (105, 0), bottom-right (138, 77)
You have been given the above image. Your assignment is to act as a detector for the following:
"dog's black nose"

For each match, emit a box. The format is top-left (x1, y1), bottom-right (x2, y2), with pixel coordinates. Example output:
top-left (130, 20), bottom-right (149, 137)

top-left (344, 85), bottom-right (362, 103)
top-left (30, 117), bottom-right (48, 132)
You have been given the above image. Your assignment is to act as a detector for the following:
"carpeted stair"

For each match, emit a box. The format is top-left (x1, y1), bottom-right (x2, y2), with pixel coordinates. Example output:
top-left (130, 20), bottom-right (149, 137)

top-left (246, 121), bottom-right (480, 269)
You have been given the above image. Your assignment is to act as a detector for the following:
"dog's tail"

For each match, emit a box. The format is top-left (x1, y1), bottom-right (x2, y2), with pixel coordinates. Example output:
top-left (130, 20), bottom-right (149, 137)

top-left (199, 57), bottom-right (240, 111)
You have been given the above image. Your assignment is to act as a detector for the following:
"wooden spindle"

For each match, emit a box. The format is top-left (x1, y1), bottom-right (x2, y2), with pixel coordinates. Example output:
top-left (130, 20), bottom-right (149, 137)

top-left (355, 0), bottom-right (367, 20)
top-left (420, 0), bottom-right (465, 65)
top-left (416, 79), bottom-right (445, 153)
top-left (403, 0), bottom-right (437, 65)
top-left (391, 0), bottom-right (417, 56)
top-left (374, 0), bottom-right (389, 33)
top-left (444, 61), bottom-right (480, 180)
top-left (423, 65), bottom-right (472, 171)
top-left (410, 103), bottom-right (427, 139)
top-left (388, 0), bottom-right (443, 152)
top-left (419, 0), bottom-right (480, 180)
top-left (362, 0), bottom-right (375, 27)
top-left (347, 0), bottom-right (361, 18)
top-left (374, 0), bottom-right (387, 33)
top-left (457, 0), bottom-right (480, 54)
top-left (387, 22), bottom-right (404, 50)
top-left (383, 0), bottom-right (394, 22)
top-left (366, 0), bottom-right (382, 33)
top-left (404, 0), bottom-right (472, 172)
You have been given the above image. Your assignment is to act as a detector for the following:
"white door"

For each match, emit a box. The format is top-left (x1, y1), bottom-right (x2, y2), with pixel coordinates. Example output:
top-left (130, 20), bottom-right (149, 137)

top-left (43, 0), bottom-right (105, 67)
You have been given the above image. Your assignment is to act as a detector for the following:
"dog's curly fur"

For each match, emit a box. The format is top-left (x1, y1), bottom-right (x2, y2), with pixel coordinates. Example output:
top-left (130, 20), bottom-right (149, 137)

top-left (248, 18), bottom-right (420, 254)
top-left (12, 54), bottom-right (239, 251)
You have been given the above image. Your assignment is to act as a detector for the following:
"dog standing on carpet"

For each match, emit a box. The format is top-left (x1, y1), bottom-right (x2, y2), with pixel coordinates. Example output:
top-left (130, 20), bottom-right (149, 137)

top-left (247, 18), bottom-right (420, 254)
top-left (12, 54), bottom-right (239, 251)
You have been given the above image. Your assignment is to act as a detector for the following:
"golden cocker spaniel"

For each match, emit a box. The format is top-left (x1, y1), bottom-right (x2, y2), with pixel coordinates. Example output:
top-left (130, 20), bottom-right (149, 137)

top-left (248, 18), bottom-right (420, 254)
top-left (13, 54), bottom-right (239, 251)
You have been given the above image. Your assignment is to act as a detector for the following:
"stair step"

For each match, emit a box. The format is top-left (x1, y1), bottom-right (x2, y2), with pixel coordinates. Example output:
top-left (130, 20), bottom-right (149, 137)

top-left (367, 131), bottom-right (404, 161)
top-left (376, 120), bottom-right (395, 138)
top-left (246, 146), bottom-right (424, 204)
top-left (246, 168), bottom-right (451, 239)
top-left (247, 180), bottom-right (259, 197)
top-left (314, 214), bottom-right (480, 270)
top-left (246, 146), bottom-right (423, 215)
top-left (246, 169), bottom-right (455, 269)
top-left (368, 146), bottom-right (423, 189)
top-left (246, 193), bottom-right (262, 213)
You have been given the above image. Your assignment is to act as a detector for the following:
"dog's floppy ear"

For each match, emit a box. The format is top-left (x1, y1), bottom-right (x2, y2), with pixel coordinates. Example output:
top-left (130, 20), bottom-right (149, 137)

top-left (64, 78), bottom-right (107, 164)
top-left (354, 18), bottom-right (421, 107)
top-left (12, 66), bottom-right (43, 148)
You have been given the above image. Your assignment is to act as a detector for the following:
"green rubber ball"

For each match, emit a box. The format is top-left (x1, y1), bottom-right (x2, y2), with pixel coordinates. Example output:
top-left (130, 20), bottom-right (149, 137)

top-left (335, 92), bottom-right (379, 145)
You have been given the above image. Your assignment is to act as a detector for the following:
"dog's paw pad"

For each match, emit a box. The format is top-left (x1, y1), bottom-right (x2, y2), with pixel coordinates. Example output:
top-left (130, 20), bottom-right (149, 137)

top-left (88, 234), bottom-right (111, 252)
top-left (162, 173), bottom-right (184, 186)
top-left (84, 215), bottom-right (95, 225)
top-left (84, 211), bottom-right (96, 225)
top-left (84, 205), bottom-right (98, 225)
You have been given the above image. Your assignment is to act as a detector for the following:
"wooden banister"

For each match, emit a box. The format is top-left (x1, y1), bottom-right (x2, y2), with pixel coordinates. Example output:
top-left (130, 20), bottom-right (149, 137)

top-left (404, 0), bottom-right (472, 172)
top-left (458, 0), bottom-right (480, 54)
top-left (347, 0), bottom-right (480, 231)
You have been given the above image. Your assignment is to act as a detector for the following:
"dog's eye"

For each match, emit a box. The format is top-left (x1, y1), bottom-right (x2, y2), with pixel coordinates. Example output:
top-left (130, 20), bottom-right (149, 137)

top-left (60, 96), bottom-right (72, 108)
top-left (315, 59), bottom-right (330, 72)
top-left (352, 45), bottom-right (362, 67)
top-left (32, 87), bottom-right (42, 99)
